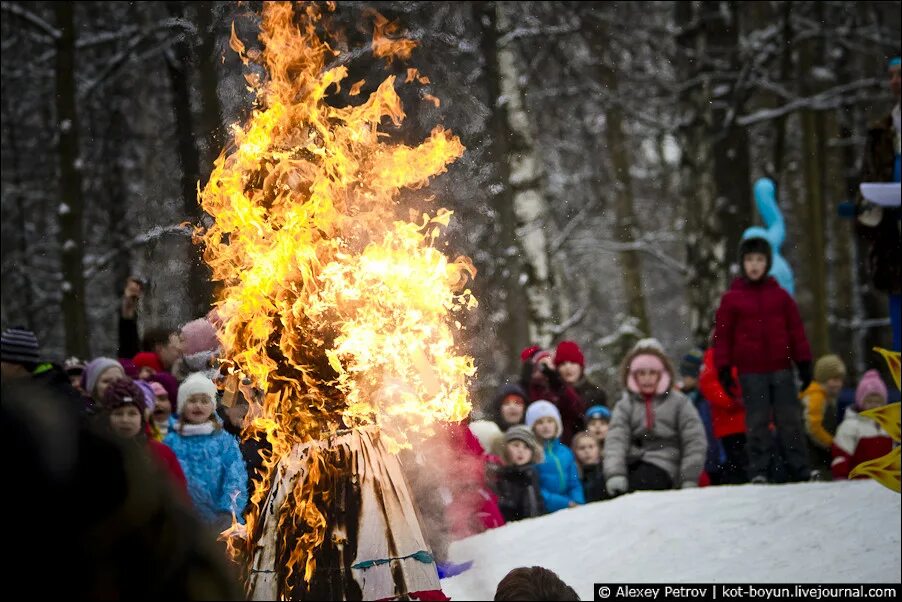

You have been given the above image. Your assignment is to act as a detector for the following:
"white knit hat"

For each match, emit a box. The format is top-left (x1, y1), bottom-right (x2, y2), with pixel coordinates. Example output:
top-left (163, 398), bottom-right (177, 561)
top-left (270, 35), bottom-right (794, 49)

top-left (525, 400), bottom-right (563, 439)
top-left (176, 372), bottom-right (218, 415)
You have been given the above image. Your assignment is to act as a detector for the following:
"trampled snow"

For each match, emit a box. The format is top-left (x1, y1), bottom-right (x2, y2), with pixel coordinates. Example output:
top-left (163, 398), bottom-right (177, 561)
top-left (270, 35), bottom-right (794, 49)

top-left (441, 481), bottom-right (901, 601)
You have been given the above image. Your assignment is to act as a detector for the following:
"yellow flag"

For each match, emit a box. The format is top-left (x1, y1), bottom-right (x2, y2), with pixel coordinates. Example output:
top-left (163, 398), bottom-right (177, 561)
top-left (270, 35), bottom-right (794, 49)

top-left (859, 402), bottom-right (901, 443)
top-left (849, 447), bottom-right (901, 493)
top-left (873, 347), bottom-right (901, 391)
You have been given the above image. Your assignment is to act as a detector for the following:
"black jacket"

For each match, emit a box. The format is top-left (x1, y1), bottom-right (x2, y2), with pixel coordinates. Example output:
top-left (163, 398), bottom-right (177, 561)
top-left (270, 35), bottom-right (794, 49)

top-left (493, 464), bottom-right (545, 523)
top-left (581, 462), bottom-right (607, 503)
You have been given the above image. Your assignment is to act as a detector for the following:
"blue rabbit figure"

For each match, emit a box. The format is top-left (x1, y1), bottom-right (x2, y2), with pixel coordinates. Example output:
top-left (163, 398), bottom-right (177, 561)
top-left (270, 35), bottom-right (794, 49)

top-left (742, 178), bottom-right (794, 296)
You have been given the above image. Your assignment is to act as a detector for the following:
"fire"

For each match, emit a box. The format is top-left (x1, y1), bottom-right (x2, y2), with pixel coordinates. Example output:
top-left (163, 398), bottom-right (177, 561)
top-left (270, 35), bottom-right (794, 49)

top-left (200, 1), bottom-right (476, 588)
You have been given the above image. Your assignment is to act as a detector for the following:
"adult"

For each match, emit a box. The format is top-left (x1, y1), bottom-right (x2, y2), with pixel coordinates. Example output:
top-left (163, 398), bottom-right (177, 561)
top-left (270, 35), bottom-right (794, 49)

top-left (1, 327), bottom-right (81, 406)
top-left (856, 56), bottom-right (901, 351)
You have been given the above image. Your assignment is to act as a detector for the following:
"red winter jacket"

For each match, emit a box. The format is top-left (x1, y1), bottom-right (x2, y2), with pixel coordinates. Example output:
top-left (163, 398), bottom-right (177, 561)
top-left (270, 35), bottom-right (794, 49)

top-left (714, 277), bottom-right (812, 375)
top-left (148, 439), bottom-right (189, 498)
top-left (698, 348), bottom-right (746, 438)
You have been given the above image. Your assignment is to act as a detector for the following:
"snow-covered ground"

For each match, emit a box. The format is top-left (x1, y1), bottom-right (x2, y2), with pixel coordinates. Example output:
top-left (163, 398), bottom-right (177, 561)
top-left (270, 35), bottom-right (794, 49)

top-left (441, 481), bottom-right (901, 601)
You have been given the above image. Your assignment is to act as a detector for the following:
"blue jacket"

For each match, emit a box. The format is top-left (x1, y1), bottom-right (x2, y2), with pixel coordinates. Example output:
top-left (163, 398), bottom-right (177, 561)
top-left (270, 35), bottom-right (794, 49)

top-left (535, 439), bottom-right (584, 512)
top-left (164, 426), bottom-right (248, 524)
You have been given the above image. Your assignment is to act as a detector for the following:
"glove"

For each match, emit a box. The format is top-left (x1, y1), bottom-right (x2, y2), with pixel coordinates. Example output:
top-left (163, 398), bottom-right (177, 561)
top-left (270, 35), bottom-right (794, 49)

top-left (681, 481), bottom-right (698, 489)
top-left (796, 361), bottom-right (813, 393)
top-left (541, 363), bottom-right (563, 389)
top-left (606, 476), bottom-right (628, 497)
top-left (718, 367), bottom-right (735, 396)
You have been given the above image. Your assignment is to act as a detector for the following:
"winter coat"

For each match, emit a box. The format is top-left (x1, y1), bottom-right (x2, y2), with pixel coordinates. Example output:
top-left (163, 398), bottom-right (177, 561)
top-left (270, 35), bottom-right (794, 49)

top-left (147, 438), bottom-right (189, 497)
top-left (831, 409), bottom-right (894, 480)
top-left (698, 348), bottom-right (746, 438)
top-left (580, 463), bottom-right (606, 503)
top-left (493, 464), bottom-right (546, 522)
top-left (801, 381), bottom-right (838, 449)
top-left (534, 439), bottom-right (585, 512)
top-left (573, 377), bottom-right (608, 409)
top-left (520, 361), bottom-right (587, 445)
top-left (164, 424), bottom-right (248, 524)
top-left (32, 362), bottom-right (84, 409)
top-left (714, 276), bottom-right (812, 375)
top-left (856, 113), bottom-right (902, 294)
top-left (684, 387), bottom-right (726, 476)
top-left (490, 383), bottom-right (529, 431)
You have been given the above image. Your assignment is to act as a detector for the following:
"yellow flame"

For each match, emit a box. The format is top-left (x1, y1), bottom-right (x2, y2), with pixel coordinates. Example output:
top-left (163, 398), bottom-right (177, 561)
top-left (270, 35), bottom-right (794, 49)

top-left (201, 1), bottom-right (476, 585)
top-left (848, 446), bottom-right (901, 493)
top-left (859, 402), bottom-right (901, 443)
top-left (873, 347), bottom-right (901, 391)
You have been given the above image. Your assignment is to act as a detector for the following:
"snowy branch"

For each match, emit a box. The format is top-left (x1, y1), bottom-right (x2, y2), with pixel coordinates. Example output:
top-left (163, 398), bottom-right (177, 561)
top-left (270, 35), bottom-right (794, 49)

top-left (550, 197), bottom-right (601, 255)
top-left (549, 306), bottom-right (588, 337)
top-left (83, 223), bottom-right (192, 280)
top-left (0, 2), bottom-right (60, 41)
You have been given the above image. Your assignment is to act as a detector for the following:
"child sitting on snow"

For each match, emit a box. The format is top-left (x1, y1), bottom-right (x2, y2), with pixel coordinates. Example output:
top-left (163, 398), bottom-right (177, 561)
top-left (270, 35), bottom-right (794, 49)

top-left (525, 400), bottom-right (585, 512)
top-left (831, 370), bottom-right (894, 480)
top-left (584, 405), bottom-right (611, 452)
top-left (493, 425), bottom-right (546, 522)
top-left (571, 431), bottom-right (606, 502)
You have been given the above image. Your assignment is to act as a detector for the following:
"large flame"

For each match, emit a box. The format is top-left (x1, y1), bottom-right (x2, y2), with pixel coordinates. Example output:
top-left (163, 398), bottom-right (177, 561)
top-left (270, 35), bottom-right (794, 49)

top-left (201, 1), bottom-right (476, 586)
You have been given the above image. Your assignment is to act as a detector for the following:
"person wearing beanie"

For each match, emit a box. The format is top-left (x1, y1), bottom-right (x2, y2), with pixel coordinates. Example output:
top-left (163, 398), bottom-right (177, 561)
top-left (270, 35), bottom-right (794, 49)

top-left (133, 352), bottom-right (163, 378)
top-left (604, 341), bottom-right (708, 496)
top-left (571, 432), bottom-right (605, 503)
top-left (97, 377), bottom-right (188, 496)
top-left (163, 373), bottom-right (247, 528)
top-left (147, 371), bottom-right (179, 415)
top-left (584, 405), bottom-right (612, 450)
top-left (148, 381), bottom-right (174, 440)
top-left (492, 425), bottom-right (546, 523)
top-left (171, 318), bottom-right (221, 382)
top-left (525, 400), bottom-right (584, 513)
top-left (519, 348), bottom-right (586, 446)
top-left (831, 370), bottom-right (893, 479)
top-left (64, 357), bottom-right (86, 392)
top-left (83, 357), bottom-right (126, 407)
top-left (491, 383), bottom-right (529, 432)
top-left (469, 420), bottom-right (504, 458)
top-left (679, 348), bottom-right (726, 485)
top-left (713, 236), bottom-right (814, 483)
top-left (801, 354), bottom-right (848, 480)
top-left (554, 340), bottom-right (608, 409)
top-left (1, 326), bottom-right (41, 379)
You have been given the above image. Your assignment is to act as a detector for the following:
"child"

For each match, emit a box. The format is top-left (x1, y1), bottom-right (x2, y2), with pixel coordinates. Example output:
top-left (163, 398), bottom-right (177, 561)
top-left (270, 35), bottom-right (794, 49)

top-left (163, 372), bottom-right (248, 529)
top-left (584, 405), bottom-right (611, 450)
top-left (831, 370), bottom-right (894, 480)
top-left (680, 350), bottom-right (726, 485)
top-left (699, 346), bottom-right (748, 484)
top-left (491, 383), bottom-right (528, 431)
top-left (148, 381), bottom-right (173, 440)
top-left (554, 340), bottom-right (608, 407)
top-left (469, 419), bottom-right (504, 459)
top-left (802, 354), bottom-right (847, 480)
top-left (714, 236), bottom-right (813, 483)
top-left (604, 340), bottom-right (708, 496)
top-left (493, 425), bottom-right (546, 522)
top-left (571, 432), bottom-right (605, 502)
top-left (525, 400), bottom-right (584, 512)
top-left (98, 376), bottom-right (187, 495)
top-left (83, 357), bottom-right (126, 411)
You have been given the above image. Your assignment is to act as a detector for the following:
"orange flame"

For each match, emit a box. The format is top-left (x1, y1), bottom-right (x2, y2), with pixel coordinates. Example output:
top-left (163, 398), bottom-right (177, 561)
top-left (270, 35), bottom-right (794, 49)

top-left (201, 1), bottom-right (475, 586)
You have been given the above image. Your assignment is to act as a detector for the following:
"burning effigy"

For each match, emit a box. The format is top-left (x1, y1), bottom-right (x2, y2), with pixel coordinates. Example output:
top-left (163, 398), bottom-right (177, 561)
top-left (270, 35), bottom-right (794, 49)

top-left (197, 2), bottom-right (477, 599)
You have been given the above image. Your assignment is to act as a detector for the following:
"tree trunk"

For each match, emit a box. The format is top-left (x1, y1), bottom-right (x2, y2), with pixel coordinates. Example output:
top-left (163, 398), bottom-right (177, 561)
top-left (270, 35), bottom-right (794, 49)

top-left (798, 11), bottom-right (830, 358)
top-left (494, 3), bottom-right (559, 348)
top-left (166, 2), bottom-right (211, 319)
top-left (675, 2), bottom-right (725, 346)
top-left (477, 1), bottom-right (529, 372)
top-left (195, 1), bottom-right (225, 171)
top-left (592, 35), bottom-right (651, 337)
top-left (54, 2), bottom-right (89, 358)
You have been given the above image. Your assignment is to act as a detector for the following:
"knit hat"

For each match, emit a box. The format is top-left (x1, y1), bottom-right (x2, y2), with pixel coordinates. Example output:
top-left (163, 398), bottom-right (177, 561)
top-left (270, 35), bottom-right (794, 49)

top-left (814, 354), bottom-right (846, 383)
top-left (679, 349), bottom-right (704, 378)
top-left (855, 370), bottom-right (888, 409)
top-left (531, 350), bottom-right (552, 366)
top-left (118, 358), bottom-right (139, 379)
top-left (134, 380), bottom-right (156, 411)
top-left (1, 327), bottom-right (40, 366)
top-left (100, 377), bottom-right (146, 414)
top-left (133, 352), bottom-right (163, 373)
top-left (520, 345), bottom-right (542, 363)
top-left (149, 381), bottom-right (168, 398)
top-left (628, 353), bottom-right (671, 395)
top-left (525, 400), bottom-right (563, 439)
top-left (469, 420), bottom-right (503, 457)
top-left (503, 425), bottom-right (544, 464)
top-left (147, 372), bottom-right (179, 410)
top-left (176, 372), bottom-right (218, 415)
top-left (585, 405), bottom-right (611, 422)
top-left (554, 341), bottom-right (585, 368)
top-left (180, 318), bottom-right (219, 357)
top-left (63, 356), bottom-right (85, 376)
top-left (84, 357), bottom-right (125, 398)
top-left (738, 236), bottom-right (773, 278)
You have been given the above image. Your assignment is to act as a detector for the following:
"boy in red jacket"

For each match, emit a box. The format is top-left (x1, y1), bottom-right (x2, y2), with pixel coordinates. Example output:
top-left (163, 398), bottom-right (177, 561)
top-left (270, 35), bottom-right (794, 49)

top-left (714, 237), bottom-right (814, 483)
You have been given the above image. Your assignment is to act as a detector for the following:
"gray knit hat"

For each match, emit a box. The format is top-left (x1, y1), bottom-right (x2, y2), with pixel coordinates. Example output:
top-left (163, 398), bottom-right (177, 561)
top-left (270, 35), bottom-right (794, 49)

top-left (503, 425), bottom-right (544, 464)
top-left (1, 327), bottom-right (41, 366)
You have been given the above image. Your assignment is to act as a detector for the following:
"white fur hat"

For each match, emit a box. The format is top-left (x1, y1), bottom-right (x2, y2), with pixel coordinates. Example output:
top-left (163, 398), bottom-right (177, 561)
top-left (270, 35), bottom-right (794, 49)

top-left (468, 420), bottom-right (503, 456)
top-left (176, 372), bottom-right (218, 415)
top-left (525, 400), bottom-right (562, 439)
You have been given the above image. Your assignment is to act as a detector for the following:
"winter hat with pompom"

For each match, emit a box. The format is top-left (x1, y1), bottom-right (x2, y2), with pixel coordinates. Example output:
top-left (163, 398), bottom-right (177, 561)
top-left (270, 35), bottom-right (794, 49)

top-left (855, 370), bottom-right (888, 409)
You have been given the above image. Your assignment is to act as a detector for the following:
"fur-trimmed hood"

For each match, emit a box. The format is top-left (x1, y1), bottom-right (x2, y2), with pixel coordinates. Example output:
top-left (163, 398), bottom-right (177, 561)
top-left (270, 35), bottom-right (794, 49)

top-left (618, 342), bottom-right (676, 396)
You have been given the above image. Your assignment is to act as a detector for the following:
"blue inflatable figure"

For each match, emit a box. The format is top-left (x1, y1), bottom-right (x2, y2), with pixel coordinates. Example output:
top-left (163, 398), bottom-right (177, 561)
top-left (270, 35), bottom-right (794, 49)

top-left (742, 178), bottom-right (794, 295)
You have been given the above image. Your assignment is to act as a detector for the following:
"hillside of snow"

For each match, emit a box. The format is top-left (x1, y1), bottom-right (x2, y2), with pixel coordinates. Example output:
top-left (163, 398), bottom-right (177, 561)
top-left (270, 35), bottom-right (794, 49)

top-left (441, 481), bottom-right (901, 601)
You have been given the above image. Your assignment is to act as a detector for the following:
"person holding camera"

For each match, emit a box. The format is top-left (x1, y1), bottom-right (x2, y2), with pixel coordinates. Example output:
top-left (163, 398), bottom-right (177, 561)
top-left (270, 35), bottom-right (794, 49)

top-left (519, 346), bottom-right (586, 445)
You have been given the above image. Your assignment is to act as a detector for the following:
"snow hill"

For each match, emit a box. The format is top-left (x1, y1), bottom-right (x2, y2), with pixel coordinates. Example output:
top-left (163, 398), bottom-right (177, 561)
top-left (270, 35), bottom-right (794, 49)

top-left (441, 481), bottom-right (901, 601)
